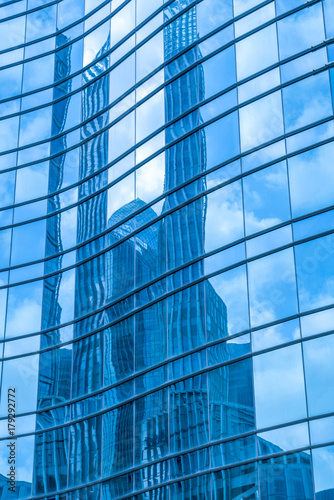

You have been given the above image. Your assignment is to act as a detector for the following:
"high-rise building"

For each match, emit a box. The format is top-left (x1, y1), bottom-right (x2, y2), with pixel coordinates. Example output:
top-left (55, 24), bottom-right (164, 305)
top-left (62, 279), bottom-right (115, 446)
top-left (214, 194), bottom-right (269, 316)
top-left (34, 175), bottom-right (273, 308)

top-left (0, 0), bottom-right (334, 499)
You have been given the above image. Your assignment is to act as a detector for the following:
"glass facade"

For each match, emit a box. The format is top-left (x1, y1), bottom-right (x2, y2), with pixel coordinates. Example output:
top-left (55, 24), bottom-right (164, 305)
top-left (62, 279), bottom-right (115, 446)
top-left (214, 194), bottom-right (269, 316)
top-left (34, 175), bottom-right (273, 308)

top-left (0, 0), bottom-right (334, 498)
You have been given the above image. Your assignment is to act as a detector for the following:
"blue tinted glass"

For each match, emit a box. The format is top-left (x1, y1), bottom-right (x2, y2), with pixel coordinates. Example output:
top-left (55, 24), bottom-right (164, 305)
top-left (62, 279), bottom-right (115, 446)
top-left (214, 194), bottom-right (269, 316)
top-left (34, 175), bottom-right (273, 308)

top-left (212, 463), bottom-right (258, 500)
top-left (259, 452), bottom-right (314, 500)
top-left (303, 334), bottom-right (334, 417)
top-left (209, 359), bottom-right (255, 439)
top-left (312, 446), bottom-right (334, 499)
top-left (253, 345), bottom-right (307, 428)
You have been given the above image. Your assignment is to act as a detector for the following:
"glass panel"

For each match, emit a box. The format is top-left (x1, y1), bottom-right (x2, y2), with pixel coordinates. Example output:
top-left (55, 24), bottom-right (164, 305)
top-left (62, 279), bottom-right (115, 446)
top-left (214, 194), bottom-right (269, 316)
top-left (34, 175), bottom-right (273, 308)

top-left (303, 334), bottom-right (334, 417)
top-left (239, 91), bottom-right (284, 151)
top-left (300, 308), bottom-right (334, 338)
top-left (310, 416), bottom-right (334, 446)
top-left (283, 72), bottom-right (332, 133)
top-left (202, 47), bottom-right (236, 99)
top-left (236, 24), bottom-right (278, 80)
top-left (205, 180), bottom-right (244, 252)
top-left (312, 446), bottom-right (334, 499)
top-left (135, 389), bottom-right (168, 464)
top-left (135, 301), bottom-right (167, 371)
top-left (248, 249), bottom-right (298, 328)
top-left (252, 318), bottom-right (300, 351)
top-left (253, 344), bottom-right (307, 429)
top-left (235, 3), bottom-right (275, 37)
top-left (257, 422), bottom-right (309, 456)
top-left (208, 265), bottom-right (249, 337)
top-left (0, 436), bottom-right (34, 495)
top-left (277, 3), bottom-right (325, 60)
top-left (212, 463), bottom-right (258, 500)
top-left (243, 161), bottom-right (291, 236)
top-left (136, 31), bottom-right (163, 82)
top-left (136, 90), bottom-right (164, 143)
top-left (259, 452), bottom-right (314, 500)
top-left (169, 375), bottom-right (208, 453)
top-left (209, 359), bottom-right (255, 439)
top-left (211, 435), bottom-right (256, 467)
top-left (0, 355), bottom-right (39, 416)
top-left (102, 403), bottom-right (134, 475)
top-left (203, 112), bottom-right (240, 169)
top-left (5, 281), bottom-right (43, 338)
top-left (295, 235), bottom-right (334, 313)
top-left (104, 318), bottom-right (134, 384)
top-left (288, 142), bottom-right (334, 218)
top-left (68, 416), bottom-right (102, 486)
top-left (197, 0), bottom-right (233, 37)
top-left (33, 429), bottom-right (68, 494)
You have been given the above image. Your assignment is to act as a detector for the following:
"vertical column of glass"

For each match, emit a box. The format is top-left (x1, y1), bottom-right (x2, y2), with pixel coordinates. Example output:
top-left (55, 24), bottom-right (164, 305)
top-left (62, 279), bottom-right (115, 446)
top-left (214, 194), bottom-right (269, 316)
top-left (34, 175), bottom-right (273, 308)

top-left (32, 0), bottom-right (82, 495)
top-left (0, 1), bottom-right (37, 497)
top-left (68, 0), bottom-right (111, 495)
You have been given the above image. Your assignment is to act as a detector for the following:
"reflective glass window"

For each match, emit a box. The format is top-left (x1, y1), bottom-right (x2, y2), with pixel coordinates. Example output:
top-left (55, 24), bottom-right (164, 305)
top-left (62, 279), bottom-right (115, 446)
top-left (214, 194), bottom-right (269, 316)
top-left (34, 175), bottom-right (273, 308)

top-left (236, 25), bottom-right (278, 80)
top-left (253, 344), bottom-right (307, 429)
top-left (208, 265), bottom-right (249, 337)
top-left (288, 142), bottom-right (334, 218)
top-left (303, 334), bottom-right (334, 417)
top-left (212, 463), bottom-right (258, 500)
top-left (5, 281), bottom-right (43, 338)
top-left (259, 452), bottom-right (314, 500)
top-left (248, 249), bottom-right (298, 328)
top-left (197, 0), bottom-right (233, 37)
top-left (312, 446), bottom-right (334, 499)
top-left (239, 91), bottom-right (284, 151)
top-left (205, 180), bottom-right (244, 252)
top-left (243, 161), bottom-right (291, 236)
top-left (295, 234), bottom-right (334, 313)
top-left (277, 3), bottom-right (325, 60)
top-left (283, 72), bottom-right (332, 133)
top-left (209, 359), bottom-right (255, 439)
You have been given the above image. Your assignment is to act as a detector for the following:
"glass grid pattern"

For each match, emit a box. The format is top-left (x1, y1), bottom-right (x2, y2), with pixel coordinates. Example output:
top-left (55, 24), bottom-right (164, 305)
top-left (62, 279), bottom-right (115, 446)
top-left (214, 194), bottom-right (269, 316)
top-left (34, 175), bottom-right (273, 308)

top-left (0, 0), bottom-right (334, 498)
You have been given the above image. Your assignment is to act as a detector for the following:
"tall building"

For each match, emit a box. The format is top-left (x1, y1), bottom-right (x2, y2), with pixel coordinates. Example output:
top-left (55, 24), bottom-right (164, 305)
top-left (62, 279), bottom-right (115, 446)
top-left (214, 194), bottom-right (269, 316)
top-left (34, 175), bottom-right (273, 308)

top-left (0, 0), bottom-right (334, 499)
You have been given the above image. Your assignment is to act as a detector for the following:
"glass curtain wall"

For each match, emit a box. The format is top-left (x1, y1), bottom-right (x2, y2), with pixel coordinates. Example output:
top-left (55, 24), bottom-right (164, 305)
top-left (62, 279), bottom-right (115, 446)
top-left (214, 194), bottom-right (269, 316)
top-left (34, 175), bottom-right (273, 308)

top-left (0, 0), bottom-right (334, 498)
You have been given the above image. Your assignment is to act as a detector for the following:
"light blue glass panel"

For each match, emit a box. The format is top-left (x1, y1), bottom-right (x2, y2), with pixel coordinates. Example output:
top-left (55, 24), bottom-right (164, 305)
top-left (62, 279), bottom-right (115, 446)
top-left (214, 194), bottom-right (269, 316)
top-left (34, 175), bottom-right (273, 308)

top-left (197, 0), bottom-right (233, 36)
top-left (324, 0), bottom-right (334, 37)
top-left (252, 318), bottom-right (300, 351)
top-left (248, 249), bottom-right (298, 328)
top-left (295, 235), bottom-right (334, 313)
top-left (239, 91), bottom-right (284, 151)
top-left (247, 226), bottom-right (292, 259)
top-left (209, 359), bottom-right (255, 439)
top-left (0, 436), bottom-right (34, 495)
top-left (258, 422), bottom-right (309, 456)
top-left (136, 31), bottom-right (163, 82)
top-left (300, 308), bottom-right (334, 338)
top-left (205, 180), bottom-right (244, 252)
top-left (0, 355), bottom-right (39, 416)
top-left (0, 116), bottom-right (19, 152)
top-left (135, 301), bottom-right (167, 371)
top-left (19, 108), bottom-right (52, 146)
top-left (201, 47), bottom-right (236, 99)
top-left (237, 3), bottom-right (275, 38)
top-left (280, 48), bottom-right (328, 84)
top-left (234, 0), bottom-right (263, 16)
top-left (253, 344), bottom-right (307, 428)
top-left (303, 334), bottom-right (334, 417)
top-left (275, 0), bottom-right (305, 15)
top-left (293, 210), bottom-right (334, 242)
top-left (312, 446), bottom-right (334, 499)
top-left (11, 220), bottom-right (46, 266)
top-left (208, 265), bottom-right (249, 336)
top-left (26, 5), bottom-right (57, 41)
top-left (0, 229), bottom-right (11, 269)
top-left (277, 3), bottom-right (325, 60)
top-left (236, 24), bottom-right (278, 80)
top-left (310, 416), bottom-right (334, 446)
top-left (204, 112), bottom-right (240, 168)
top-left (0, 16), bottom-right (25, 51)
top-left (283, 72), bottom-right (332, 133)
top-left (288, 143), bottom-right (334, 218)
top-left (211, 435), bottom-right (256, 467)
top-left (5, 281), bottom-right (43, 338)
top-left (243, 161), bottom-right (291, 236)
